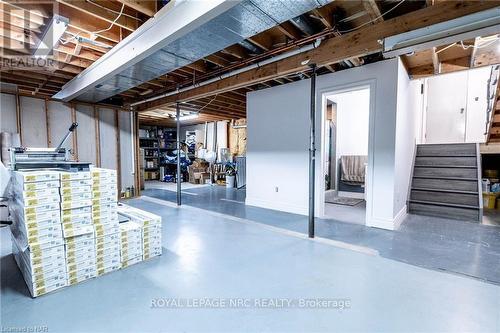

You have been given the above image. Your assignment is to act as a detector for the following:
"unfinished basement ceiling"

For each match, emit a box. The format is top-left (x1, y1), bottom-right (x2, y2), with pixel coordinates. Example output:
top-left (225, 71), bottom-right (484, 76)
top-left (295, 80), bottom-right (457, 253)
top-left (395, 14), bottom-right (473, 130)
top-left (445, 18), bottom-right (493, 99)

top-left (55, 0), bottom-right (332, 103)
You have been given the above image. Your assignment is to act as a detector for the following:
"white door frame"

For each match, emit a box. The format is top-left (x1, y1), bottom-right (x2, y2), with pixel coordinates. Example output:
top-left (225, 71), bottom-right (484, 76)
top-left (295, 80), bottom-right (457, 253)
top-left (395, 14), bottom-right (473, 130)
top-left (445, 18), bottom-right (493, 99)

top-left (317, 80), bottom-right (376, 225)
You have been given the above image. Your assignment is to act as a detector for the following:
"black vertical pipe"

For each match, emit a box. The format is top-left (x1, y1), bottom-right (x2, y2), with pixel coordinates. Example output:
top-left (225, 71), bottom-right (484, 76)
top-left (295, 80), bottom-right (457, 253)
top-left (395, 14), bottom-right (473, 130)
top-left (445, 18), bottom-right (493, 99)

top-left (176, 102), bottom-right (181, 206)
top-left (308, 64), bottom-right (317, 238)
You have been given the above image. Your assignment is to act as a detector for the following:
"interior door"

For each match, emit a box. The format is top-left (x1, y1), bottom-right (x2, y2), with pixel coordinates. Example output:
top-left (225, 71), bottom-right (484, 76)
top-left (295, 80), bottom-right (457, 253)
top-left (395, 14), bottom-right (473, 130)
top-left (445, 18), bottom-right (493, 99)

top-left (426, 71), bottom-right (468, 143)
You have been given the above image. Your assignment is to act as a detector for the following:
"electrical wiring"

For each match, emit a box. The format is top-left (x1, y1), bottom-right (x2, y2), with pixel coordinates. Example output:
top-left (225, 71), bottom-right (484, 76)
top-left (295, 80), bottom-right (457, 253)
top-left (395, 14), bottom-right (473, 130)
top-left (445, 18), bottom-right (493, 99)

top-left (337, 0), bottom-right (406, 34)
top-left (435, 36), bottom-right (500, 54)
top-left (86, 0), bottom-right (143, 22)
top-left (93, 3), bottom-right (126, 35)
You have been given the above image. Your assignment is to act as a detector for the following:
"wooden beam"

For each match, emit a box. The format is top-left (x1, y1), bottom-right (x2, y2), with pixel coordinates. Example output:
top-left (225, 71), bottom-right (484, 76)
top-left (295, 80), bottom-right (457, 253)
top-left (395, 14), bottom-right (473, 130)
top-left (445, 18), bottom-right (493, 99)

top-left (115, 0), bottom-right (156, 17)
top-left (140, 1), bottom-right (500, 111)
top-left (363, 0), bottom-right (383, 23)
top-left (56, 0), bottom-right (138, 32)
top-left (431, 47), bottom-right (440, 75)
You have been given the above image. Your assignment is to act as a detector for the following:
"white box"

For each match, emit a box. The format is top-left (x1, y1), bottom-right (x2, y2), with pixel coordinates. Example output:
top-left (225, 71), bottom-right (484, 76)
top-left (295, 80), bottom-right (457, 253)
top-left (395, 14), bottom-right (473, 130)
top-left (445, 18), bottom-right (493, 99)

top-left (94, 223), bottom-right (119, 238)
top-left (95, 233), bottom-right (120, 248)
top-left (67, 266), bottom-right (97, 286)
top-left (62, 223), bottom-right (94, 239)
top-left (91, 168), bottom-right (117, 179)
top-left (66, 257), bottom-right (96, 273)
top-left (12, 170), bottom-right (60, 184)
top-left (96, 262), bottom-right (121, 276)
top-left (60, 186), bottom-right (92, 196)
top-left (61, 199), bottom-right (92, 210)
top-left (62, 213), bottom-right (92, 226)
top-left (15, 195), bottom-right (60, 207)
top-left (96, 244), bottom-right (121, 258)
top-left (60, 171), bottom-right (91, 181)
top-left (92, 188), bottom-right (118, 199)
top-left (19, 187), bottom-right (60, 200)
top-left (13, 200), bottom-right (60, 217)
top-left (19, 180), bottom-right (60, 192)
top-left (121, 256), bottom-right (142, 268)
top-left (61, 206), bottom-right (92, 218)
top-left (61, 191), bottom-right (92, 202)
top-left (60, 179), bottom-right (92, 188)
top-left (65, 232), bottom-right (95, 247)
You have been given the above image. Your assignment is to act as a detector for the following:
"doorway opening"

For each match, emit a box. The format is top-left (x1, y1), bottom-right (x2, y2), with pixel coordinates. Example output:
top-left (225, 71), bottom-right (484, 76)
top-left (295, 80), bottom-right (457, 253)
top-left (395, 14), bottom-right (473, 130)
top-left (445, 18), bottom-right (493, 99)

top-left (321, 86), bottom-right (370, 225)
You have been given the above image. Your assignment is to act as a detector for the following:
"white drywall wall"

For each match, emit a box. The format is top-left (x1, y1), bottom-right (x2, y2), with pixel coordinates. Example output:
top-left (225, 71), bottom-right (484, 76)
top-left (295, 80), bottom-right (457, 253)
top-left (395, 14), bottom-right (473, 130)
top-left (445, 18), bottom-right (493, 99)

top-left (393, 59), bottom-right (421, 226)
top-left (47, 101), bottom-right (72, 149)
top-left (1, 93), bottom-right (17, 133)
top-left (99, 108), bottom-right (118, 171)
top-left (75, 104), bottom-right (97, 165)
top-left (19, 96), bottom-right (47, 147)
top-left (326, 88), bottom-right (370, 167)
top-left (247, 58), bottom-right (402, 229)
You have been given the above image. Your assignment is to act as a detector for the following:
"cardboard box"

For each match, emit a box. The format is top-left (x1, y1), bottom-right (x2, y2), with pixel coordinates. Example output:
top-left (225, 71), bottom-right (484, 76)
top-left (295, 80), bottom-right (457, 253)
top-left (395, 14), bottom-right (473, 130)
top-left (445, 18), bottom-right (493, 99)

top-left (12, 170), bottom-right (60, 184)
top-left (15, 195), bottom-right (60, 207)
top-left (18, 187), bottom-right (60, 200)
top-left (60, 186), bottom-right (92, 196)
top-left (61, 191), bottom-right (92, 202)
top-left (94, 223), bottom-right (119, 238)
top-left (13, 200), bottom-right (60, 217)
top-left (20, 180), bottom-right (60, 192)
top-left (62, 223), bottom-right (94, 239)
top-left (67, 266), bottom-right (97, 286)
top-left (121, 255), bottom-right (142, 268)
top-left (60, 171), bottom-right (91, 181)
top-left (61, 206), bottom-right (92, 218)
top-left (92, 188), bottom-right (117, 199)
top-left (66, 257), bottom-right (96, 273)
top-left (92, 202), bottom-right (118, 215)
top-left (61, 213), bottom-right (92, 225)
top-left (95, 232), bottom-right (120, 247)
top-left (91, 168), bottom-right (117, 179)
top-left (61, 199), bottom-right (92, 210)
top-left (92, 183), bottom-right (118, 194)
top-left (96, 262), bottom-right (121, 276)
top-left (60, 179), bottom-right (92, 188)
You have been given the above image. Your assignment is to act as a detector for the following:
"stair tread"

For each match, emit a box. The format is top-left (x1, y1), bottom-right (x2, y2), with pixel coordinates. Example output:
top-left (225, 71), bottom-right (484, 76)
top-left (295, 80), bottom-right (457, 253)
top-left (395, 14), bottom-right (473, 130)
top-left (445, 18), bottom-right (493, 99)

top-left (409, 199), bottom-right (479, 210)
top-left (413, 176), bottom-right (478, 181)
top-left (414, 165), bottom-right (477, 169)
top-left (411, 187), bottom-right (479, 195)
top-left (416, 154), bottom-right (476, 158)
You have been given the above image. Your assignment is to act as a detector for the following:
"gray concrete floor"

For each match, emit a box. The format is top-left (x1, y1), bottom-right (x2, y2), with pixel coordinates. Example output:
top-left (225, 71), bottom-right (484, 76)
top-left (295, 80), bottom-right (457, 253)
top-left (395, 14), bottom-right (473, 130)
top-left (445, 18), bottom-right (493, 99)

top-left (141, 186), bottom-right (500, 285)
top-left (2, 198), bottom-right (500, 332)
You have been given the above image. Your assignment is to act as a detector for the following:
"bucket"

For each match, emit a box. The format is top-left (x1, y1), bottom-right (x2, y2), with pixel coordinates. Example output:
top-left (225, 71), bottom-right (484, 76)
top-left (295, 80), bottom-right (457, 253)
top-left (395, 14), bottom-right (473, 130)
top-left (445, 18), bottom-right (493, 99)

top-left (483, 192), bottom-right (498, 209)
top-left (226, 175), bottom-right (235, 188)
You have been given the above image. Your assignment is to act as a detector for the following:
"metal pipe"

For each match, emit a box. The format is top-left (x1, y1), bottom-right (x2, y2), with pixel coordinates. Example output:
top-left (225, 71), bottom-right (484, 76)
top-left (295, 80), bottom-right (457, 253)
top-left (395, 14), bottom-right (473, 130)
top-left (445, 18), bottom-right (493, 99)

top-left (130, 38), bottom-right (323, 108)
top-left (308, 64), bottom-right (317, 239)
top-left (176, 102), bottom-right (181, 206)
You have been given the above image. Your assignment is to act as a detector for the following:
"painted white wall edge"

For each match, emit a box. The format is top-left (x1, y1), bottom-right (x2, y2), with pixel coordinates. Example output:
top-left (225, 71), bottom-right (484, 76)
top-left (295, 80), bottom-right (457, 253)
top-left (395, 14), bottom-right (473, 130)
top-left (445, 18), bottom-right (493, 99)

top-left (367, 205), bottom-right (407, 230)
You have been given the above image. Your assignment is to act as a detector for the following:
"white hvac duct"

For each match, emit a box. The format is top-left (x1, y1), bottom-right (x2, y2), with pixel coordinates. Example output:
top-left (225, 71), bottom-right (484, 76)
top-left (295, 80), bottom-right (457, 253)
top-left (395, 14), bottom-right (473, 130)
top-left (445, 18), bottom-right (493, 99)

top-left (130, 37), bottom-right (323, 108)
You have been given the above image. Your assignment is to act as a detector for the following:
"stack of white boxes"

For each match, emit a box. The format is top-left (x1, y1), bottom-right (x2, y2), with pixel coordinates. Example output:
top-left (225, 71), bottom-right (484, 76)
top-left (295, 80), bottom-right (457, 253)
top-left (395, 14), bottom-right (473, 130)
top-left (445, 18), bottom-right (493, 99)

top-left (117, 204), bottom-right (162, 261)
top-left (118, 220), bottom-right (143, 268)
top-left (60, 171), bottom-right (96, 286)
top-left (9, 170), bottom-right (67, 297)
top-left (91, 168), bottom-right (121, 275)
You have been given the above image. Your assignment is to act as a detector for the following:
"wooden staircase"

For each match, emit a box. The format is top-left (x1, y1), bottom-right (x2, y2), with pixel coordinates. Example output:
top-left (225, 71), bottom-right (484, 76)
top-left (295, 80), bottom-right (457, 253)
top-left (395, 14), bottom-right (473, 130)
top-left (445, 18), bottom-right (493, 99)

top-left (408, 143), bottom-right (482, 222)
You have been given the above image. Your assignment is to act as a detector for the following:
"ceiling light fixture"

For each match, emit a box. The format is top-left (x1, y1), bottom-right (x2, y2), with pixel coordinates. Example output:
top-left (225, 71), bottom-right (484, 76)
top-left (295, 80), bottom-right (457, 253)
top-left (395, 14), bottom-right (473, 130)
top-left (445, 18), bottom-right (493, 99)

top-left (177, 113), bottom-right (199, 121)
top-left (33, 14), bottom-right (69, 58)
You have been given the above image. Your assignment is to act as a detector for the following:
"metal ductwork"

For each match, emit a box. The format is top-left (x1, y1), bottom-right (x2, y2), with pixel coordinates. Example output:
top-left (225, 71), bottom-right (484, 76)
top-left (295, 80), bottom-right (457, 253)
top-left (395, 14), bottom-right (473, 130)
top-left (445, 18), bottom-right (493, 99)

top-left (53, 0), bottom-right (331, 103)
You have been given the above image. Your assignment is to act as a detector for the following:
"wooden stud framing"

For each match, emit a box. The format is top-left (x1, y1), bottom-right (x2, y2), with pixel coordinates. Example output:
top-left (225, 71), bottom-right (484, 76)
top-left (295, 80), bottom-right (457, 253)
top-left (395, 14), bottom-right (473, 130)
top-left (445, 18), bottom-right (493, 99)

top-left (15, 92), bottom-right (22, 145)
top-left (45, 98), bottom-right (51, 147)
top-left (71, 103), bottom-right (79, 161)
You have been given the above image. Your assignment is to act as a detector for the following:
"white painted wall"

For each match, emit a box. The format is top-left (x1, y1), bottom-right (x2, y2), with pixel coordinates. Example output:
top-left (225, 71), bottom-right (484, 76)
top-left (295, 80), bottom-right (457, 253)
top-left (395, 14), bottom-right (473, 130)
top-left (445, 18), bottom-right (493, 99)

top-left (47, 101), bottom-right (72, 149)
top-left (327, 88), bottom-right (370, 166)
top-left (75, 104), bottom-right (97, 165)
top-left (247, 59), bottom-right (404, 229)
top-left (393, 59), bottom-right (421, 227)
top-left (19, 97), bottom-right (47, 148)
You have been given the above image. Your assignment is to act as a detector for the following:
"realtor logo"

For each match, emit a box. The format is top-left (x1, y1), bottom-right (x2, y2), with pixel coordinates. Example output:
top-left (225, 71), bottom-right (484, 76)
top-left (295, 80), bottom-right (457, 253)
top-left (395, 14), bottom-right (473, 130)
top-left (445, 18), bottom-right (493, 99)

top-left (1, 1), bottom-right (66, 70)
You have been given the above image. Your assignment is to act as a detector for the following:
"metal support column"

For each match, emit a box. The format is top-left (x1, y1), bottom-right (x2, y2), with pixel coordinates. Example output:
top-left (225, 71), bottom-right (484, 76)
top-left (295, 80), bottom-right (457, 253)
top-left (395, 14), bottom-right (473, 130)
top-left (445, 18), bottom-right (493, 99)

top-left (176, 102), bottom-right (181, 206)
top-left (308, 64), bottom-right (317, 238)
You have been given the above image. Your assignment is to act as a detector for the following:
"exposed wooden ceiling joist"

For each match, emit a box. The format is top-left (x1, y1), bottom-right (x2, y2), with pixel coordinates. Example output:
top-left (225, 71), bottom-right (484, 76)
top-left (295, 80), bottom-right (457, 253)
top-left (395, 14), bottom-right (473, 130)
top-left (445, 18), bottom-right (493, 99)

top-left (139, 1), bottom-right (499, 111)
